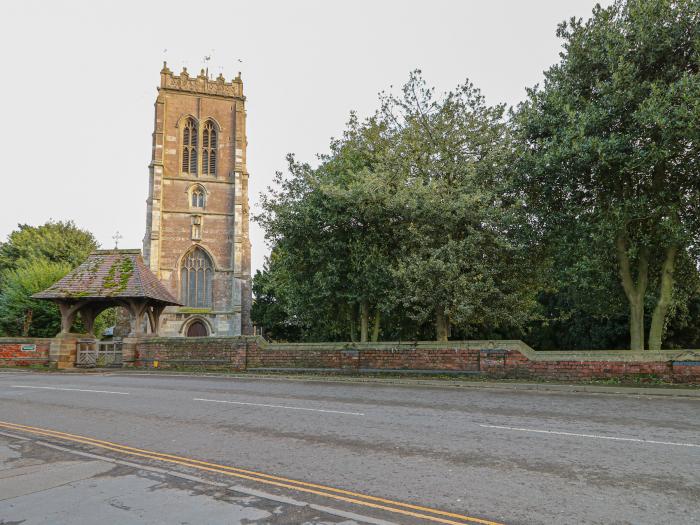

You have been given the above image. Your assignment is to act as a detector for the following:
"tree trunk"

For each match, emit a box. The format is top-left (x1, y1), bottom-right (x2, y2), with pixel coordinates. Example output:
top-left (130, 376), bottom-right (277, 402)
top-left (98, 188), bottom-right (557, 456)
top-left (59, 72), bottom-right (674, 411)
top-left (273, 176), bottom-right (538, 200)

top-left (371, 309), bottom-right (381, 342)
top-left (629, 300), bottom-right (645, 352)
top-left (360, 300), bottom-right (369, 343)
top-left (648, 246), bottom-right (678, 351)
top-left (22, 309), bottom-right (33, 337)
top-left (616, 233), bottom-right (649, 350)
top-left (435, 306), bottom-right (449, 342)
top-left (349, 305), bottom-right (357, 343)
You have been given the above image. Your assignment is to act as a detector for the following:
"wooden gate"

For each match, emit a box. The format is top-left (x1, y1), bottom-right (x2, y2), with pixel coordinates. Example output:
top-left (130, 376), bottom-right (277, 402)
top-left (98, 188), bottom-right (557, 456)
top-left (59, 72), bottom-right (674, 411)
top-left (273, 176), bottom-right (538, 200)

top-left (76, 340), bottom-right (123, 368)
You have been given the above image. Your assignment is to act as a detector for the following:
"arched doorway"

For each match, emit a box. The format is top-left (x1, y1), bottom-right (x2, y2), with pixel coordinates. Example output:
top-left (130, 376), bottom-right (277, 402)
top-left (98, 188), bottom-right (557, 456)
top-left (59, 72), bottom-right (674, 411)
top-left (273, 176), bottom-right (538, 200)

top-left (186, 320), bottom-right (208, 337)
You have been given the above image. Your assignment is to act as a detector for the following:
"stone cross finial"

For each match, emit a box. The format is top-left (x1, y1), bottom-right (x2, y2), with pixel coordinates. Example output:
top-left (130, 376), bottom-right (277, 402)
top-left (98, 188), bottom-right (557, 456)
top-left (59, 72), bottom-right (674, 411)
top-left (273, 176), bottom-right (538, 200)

top-left (112, 231), bottom-right (123, 249)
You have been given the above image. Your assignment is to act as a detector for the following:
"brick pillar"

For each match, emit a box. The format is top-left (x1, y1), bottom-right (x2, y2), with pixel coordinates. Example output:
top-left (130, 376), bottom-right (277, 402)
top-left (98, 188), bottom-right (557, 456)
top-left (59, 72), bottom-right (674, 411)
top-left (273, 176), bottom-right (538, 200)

top-left (121, 336), bottom-right (139, 367)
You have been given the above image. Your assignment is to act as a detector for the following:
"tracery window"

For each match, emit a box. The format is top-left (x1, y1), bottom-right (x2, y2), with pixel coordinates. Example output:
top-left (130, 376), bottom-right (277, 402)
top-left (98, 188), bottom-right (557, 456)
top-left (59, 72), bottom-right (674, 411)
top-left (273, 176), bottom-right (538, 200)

top-left (202, 120), bottom-right (217, 176)
top-left (191, 186), bottom-right (205, 208)
top-left (180, 247), bottom-right (213, 307)
top-left (181, 117), bottom-right (198, 175)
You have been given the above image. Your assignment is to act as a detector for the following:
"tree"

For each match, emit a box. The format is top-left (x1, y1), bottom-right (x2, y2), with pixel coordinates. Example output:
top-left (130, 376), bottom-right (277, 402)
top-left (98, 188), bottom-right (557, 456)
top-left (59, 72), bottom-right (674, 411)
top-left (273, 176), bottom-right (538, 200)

top-left (0, 220), bottom-right (98, 276)
top-left (515, 0), bottom-right (700, 350)
top-left (257, 116), bottom-right (396, 342)
top-left (379, 72), bottom-right (538, 340)
top-left (257, 155), bottom-right (358, 342)
top-left (256, 73), bottom-right (539, 342)
top-left (0, 221), bottom-right (100, 337)
top-left (524, 233), bottom-right (632, 350)
top-left (0, 260), bottom-right (71, 337)
top-left (251, 252), bottom-right (303, 342)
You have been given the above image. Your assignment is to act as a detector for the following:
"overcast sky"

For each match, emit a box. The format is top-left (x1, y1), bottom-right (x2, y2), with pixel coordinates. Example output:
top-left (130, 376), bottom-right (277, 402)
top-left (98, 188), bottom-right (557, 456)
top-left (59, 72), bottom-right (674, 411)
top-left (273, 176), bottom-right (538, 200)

top-left (1, 0), bottom-right (610, 273)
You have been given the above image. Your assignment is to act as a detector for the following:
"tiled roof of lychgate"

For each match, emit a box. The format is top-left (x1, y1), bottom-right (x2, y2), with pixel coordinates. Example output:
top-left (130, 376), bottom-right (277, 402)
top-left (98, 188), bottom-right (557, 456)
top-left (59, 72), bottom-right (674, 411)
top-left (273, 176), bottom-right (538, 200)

top-left (33, 249), bottom-right (181, 305)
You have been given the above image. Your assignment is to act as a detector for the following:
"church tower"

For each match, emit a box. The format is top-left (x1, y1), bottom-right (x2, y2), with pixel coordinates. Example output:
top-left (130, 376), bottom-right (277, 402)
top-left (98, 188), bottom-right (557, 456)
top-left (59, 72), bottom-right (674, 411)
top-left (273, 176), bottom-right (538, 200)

top-left (143, 63), bottom-right (252, 336)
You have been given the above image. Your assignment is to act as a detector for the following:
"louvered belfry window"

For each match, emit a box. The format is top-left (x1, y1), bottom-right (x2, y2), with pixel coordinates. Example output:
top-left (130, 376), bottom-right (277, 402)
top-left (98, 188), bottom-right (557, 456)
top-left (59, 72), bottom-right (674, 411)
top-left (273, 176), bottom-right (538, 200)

top-left (202, 120), bottom-right (217, 176)
top-left (180, 247), bottom-right (213, 307)
top-left (182, 118), bottom-right (198, 174)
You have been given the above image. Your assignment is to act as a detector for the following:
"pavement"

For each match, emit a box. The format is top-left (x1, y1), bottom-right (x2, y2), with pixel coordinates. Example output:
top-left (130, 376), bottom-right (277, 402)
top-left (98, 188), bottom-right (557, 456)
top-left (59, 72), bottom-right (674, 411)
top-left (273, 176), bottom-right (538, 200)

top-left (0, 370), bottom-right (698, 524)
top-left (34, 368), bottom-right (700, 397)
top-left (0, 433), bottom-right (370, 524)
top-left (114, 370), bottom-right (700, 397)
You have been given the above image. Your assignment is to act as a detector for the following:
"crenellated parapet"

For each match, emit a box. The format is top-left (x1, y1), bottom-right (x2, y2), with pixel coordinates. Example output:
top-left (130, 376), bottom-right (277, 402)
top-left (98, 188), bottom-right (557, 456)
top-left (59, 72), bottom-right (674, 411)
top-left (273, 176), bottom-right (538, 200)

top-left (159, 62), bottom-right (243, 99)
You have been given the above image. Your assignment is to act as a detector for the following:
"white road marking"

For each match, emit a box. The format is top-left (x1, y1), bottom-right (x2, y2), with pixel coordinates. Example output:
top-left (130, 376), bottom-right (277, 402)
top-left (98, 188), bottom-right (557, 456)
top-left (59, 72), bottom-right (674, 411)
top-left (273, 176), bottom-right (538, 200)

top-left (479, 424), bottom-right (700, 448)
top-left (11, 385), bottom-right (129, 395)
top-left (0, 430), bottom-right (30, 441)
top-left (193, 398), bottom-right (364, 416)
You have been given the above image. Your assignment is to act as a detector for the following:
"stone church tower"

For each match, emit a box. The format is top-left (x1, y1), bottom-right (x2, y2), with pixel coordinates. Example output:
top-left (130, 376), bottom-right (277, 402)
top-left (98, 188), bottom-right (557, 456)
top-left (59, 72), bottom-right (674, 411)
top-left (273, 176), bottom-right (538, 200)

top-left (143, 63), bottom-right (252, 336)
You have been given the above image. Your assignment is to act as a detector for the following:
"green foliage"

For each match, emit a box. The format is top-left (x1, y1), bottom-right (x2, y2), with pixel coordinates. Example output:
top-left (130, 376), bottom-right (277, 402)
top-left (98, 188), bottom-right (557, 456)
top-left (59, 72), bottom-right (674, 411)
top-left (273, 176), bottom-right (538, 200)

top-left (0, 220), bottom-right (99, 337)
top-left (255, 1), bottom-right (700, 348)
top-left (257, 114), bottom-right (398, 341)
top-left (0, 220), bottom-right (98, 276)
top-left (94, 308), bottom-right (118, 340)
top-left (514, 0), bottom-right (700, 349)
top-left (251, 254), bottom-right (303, 342)
top-left (0, 260), bottom-right (71, 337)
top-left (256, 72), bottom-right (540, 342)
top-left (378, 74), bottom-right (538, 338)
top-left (664, 295), bottom-right (700, 349)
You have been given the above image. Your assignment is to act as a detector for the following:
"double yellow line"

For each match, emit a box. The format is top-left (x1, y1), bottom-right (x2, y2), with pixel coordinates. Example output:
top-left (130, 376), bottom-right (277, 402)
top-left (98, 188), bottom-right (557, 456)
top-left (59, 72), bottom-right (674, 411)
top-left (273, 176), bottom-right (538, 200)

top-left (0, 420), bottom-right (502, 525)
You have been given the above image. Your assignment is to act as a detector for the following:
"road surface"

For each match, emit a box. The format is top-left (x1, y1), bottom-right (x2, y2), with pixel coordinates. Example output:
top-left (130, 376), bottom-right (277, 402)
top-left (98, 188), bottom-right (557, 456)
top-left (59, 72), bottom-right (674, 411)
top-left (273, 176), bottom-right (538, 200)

top-left (0, 371), bottom-right (698, 524)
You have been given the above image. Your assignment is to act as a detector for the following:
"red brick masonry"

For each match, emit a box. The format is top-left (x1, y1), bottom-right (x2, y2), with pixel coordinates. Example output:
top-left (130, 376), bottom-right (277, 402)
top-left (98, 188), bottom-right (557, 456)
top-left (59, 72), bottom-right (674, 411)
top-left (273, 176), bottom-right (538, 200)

top-left (3, 336), bottom-right (696, 384)
top-left (132, 338), bottom-right (700, 384)
top-left (0, 339), bottom-right (51, 366)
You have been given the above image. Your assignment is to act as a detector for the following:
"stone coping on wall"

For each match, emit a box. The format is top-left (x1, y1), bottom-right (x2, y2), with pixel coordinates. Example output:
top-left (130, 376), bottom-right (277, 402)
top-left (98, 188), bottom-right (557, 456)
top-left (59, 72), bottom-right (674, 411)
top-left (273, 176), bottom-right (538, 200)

top-left (0, 337), bottom-right (54, 343)
top-left (265, 340), bottom-right (524, 351)
top-left (134, 336), bottom-right (700, 363)
top-left (505, 341), bottom-right (698, 363)
top-left (0, 357), bottom-right (48, 361)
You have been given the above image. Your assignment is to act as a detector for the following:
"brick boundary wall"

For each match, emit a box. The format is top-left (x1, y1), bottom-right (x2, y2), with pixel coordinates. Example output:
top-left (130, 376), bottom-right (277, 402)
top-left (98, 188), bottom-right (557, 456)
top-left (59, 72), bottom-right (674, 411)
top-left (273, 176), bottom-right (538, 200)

top-left (0, 338), bottom-right (51, 366)
top-left (133, 337), bottom-right (247, 370)
top-left (132, 337), bottom-right (700, 384)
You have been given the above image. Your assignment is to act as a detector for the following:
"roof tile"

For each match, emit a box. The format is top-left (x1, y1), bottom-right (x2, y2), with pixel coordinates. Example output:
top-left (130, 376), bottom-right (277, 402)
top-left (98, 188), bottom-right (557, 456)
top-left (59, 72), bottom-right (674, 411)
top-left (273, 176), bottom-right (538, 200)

top-left (33, 249), bottom-right (181, 305)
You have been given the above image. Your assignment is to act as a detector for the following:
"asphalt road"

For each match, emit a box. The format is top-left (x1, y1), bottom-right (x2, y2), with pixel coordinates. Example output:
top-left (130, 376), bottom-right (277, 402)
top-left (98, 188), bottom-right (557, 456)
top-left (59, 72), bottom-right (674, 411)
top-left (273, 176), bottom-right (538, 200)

top-left (0, 371), bottom-right (698, 525)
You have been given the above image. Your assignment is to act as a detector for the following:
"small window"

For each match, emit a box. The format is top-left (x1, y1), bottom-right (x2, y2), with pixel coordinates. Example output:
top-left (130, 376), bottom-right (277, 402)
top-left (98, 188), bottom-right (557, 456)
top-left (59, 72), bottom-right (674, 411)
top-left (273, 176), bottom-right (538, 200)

top-left (190, 186), bottom-right (205, 208)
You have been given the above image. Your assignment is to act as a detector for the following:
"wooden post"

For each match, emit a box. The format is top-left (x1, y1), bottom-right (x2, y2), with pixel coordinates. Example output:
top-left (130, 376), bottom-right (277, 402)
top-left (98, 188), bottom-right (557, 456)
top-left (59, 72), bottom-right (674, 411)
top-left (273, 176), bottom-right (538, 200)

top-left (57, 301), bottom-right (83, 334)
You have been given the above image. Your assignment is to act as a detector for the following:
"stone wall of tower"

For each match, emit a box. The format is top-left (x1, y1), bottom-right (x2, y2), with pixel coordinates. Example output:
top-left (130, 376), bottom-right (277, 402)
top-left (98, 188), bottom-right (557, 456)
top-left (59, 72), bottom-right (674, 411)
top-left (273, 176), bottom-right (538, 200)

top-left (143, 63), bottom-right (252, 336)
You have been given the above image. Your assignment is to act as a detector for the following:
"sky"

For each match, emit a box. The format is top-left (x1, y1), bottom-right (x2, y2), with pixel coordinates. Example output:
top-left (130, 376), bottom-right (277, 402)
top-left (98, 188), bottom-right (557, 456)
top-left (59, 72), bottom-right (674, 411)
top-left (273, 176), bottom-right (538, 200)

top-left (1, 0), bottom-right (611, 274)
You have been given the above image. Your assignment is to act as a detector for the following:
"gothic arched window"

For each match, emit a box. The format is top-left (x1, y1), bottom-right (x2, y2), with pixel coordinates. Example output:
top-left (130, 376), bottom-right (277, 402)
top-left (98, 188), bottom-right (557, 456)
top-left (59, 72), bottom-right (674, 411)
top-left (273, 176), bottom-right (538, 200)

top-left (190, 185), bottom-right (205, 208)
top-left (182, 117), bottom-right (198, 175)
top-left (180, 247), bottom-right (213, 307)
top-left (202, 120), bottom-right (217, 176)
